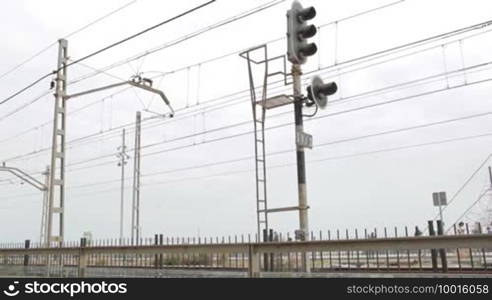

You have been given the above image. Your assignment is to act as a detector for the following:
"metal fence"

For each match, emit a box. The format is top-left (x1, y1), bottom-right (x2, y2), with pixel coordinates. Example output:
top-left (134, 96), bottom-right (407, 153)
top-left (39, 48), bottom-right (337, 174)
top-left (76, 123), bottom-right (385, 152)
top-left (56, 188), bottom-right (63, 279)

top-left (1, 225), bottom-right (491, 277)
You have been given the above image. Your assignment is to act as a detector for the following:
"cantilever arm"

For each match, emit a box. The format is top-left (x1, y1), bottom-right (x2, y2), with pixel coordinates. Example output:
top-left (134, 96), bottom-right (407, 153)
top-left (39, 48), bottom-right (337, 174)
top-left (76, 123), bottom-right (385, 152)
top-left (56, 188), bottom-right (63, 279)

top-left (127, 81), bottom-right (174, 116)
top-left (64, 79), bottom-right (175, 116)
top-left (0, 166), bottom-right (47, 191)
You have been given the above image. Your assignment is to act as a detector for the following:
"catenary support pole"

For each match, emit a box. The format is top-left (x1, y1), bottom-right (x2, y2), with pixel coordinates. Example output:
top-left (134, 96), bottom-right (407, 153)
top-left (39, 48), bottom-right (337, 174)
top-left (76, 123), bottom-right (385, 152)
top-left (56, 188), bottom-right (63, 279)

top-left (131, 112), bottom-right (142, 244)
top-left (48, 39), bottom-right (68, 247)
top-left (117, 129), bottom-right (129, 244)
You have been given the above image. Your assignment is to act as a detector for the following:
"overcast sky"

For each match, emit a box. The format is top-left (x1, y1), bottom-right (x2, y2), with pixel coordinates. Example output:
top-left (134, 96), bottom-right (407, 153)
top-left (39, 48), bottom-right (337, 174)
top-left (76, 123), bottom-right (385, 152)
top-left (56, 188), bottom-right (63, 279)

top-left (1, 0), bottom-right (492, 243)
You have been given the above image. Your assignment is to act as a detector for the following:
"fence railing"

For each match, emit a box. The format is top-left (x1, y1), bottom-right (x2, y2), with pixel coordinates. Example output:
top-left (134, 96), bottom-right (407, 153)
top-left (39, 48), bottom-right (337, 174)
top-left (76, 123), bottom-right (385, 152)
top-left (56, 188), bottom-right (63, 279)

top-left (0, 234), bottom-right (491, 277)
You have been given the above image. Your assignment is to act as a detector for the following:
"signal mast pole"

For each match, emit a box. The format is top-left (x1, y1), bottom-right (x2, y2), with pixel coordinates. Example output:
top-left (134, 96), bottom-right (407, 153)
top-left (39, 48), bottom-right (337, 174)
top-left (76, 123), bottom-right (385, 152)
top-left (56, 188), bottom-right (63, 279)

top-left (292, 63), bottom-right (309, 247)
top-left (287, 0), bottom-right (337, 272)
top-left (287, 1), bottom-right (317, 272)
top-left (292, 62), bottom-right (311, 273)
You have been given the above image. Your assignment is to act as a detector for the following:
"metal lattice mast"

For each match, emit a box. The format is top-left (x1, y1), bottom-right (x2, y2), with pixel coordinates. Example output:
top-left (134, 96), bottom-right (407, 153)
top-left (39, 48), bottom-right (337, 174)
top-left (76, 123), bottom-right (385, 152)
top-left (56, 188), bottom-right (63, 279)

top-left (131, 111), bottom-right (142, 244)
top-left (48, 39), bottom-right (68, 246)
top-left (240, 44), bottom-right (290, 240)
top-left (244, 47), bottom-right (269, 239)
top-left (42, 43), bottom-right (172, 248)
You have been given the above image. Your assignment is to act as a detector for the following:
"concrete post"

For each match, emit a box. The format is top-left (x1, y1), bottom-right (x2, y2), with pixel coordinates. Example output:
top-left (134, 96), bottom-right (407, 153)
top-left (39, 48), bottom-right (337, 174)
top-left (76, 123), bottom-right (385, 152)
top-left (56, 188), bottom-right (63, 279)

top-left (78, 238), bottom-right (88, 278)
top-left (248, 245), bottom-right (261, 278)
top-left (154, 234), bottom-right (158, 269)
top-left (428, 220), bottom-right (438, 272)
top-left (262, 229), bottom-right (268, 271)
top-left (437, 220), bottom-right (448, 272)
top-left (269, 229), bottom-right (274, 271)
top-left (159, 234), bottom-right (163, 268)
top-left (23, 240), bottom-right (30, 266)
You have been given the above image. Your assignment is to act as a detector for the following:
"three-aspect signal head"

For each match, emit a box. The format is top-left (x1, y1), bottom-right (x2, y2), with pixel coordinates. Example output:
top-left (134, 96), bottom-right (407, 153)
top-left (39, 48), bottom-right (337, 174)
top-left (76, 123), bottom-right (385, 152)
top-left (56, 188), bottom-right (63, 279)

top-left (287, 1), bottom-right (317, 65)
top-left (306, 76), bottom-right (338, 109)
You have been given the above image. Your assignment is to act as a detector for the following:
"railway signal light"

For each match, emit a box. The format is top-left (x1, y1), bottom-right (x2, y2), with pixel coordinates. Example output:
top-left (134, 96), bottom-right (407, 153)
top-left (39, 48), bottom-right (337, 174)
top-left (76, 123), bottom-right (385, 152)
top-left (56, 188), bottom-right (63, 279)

top-left (287, 1), bottom-right (318, 65)
top-left (306, 75), bottom-right (337, 109)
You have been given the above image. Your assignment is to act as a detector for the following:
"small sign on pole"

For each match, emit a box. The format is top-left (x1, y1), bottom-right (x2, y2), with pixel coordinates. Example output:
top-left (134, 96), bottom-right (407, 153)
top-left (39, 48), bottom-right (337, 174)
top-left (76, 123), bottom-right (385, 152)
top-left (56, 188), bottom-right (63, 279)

top-left (296, 130), bottom-right (313, 149)
top-left (432, 191), bottom-right (447, 226)
top-left (432, 191), bottom-right (447, 206)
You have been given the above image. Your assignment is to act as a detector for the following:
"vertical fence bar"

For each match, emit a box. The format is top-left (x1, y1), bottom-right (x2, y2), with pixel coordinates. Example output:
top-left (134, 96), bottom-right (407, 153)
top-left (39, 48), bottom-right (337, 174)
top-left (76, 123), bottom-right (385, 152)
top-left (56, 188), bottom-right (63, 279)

top-left (395, 227), bottom-right (400, 271)
top-left (319, 230), bottom-right (324, 270)
top-left (227, 236), bottom-right (231, 269)
top-left (478, 223), bottom-right (487, 270)
top-left (375, 228), bottom-right (379, 271)
top-left (466, 223), bottom-right (474, 270)
top-left (262, 229), bottom-right (268, 271)
top-left (364, 228), bottom-right (369, 269)
top-left (453, 224), bottom-right (462, 271)
top-left (287, 232), bottom-right (292, 272)
top-left (405, 226), bottom-right (410, 270)
top-left (336, 229), bottom-right (341, 269)
top-left (154, 234), bottom-right (158, 269)
top-left (328, 230), bottom-right (332, 270)
top-left (221, 236), bottom-right (226, 269)
top-left (269, 230), bottom-right (274, 271)
top-left (345, 229), bottom-right (350, 270)
top-left (310, 231), bottom-right (315, 271)
top-left (384, 227), bottom-right (389, 270)
top-left (355, 229), bottom-right (360, 270)
top-left (278, 232), bottom-right (283, 271)
top-left (159, 234), bottom-right (163, 269)
top-left (235, 235), bottom-right (239, 269)
top-left (242, 234), bottom-right (245, 269)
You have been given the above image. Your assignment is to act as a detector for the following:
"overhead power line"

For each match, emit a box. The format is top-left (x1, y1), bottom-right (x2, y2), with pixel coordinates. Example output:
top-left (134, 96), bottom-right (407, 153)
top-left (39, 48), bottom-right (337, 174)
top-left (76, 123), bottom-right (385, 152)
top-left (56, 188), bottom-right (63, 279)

top-left (0, 0), bottom-right (287, 125)
top-left (446, 187), bottom-right (491, 233)
top-left (0, 0), bottom-right (137, 82)
top-left (0, 74), bottom-right (53, 106)
top-left (70, 3), bottom-right (492, 87)
top-left (62, 73), bottom-right (492, 170)
top-left (4, 62), bottom-right (492, 177)
top-left (69, 0), bottom-right (289, 85)
top-left (4, 40), bottom-right (491, 166)
top-left (3, 129), bottom-right (492, 202)
top-left (6, 108), bottom-right (488, 189)
top-left (442, 153), bottom-right (492, 215)
top-left (62, 0), bottom-right (138, 40)
top-left (0, 0), bottom-right (215, 106)
top-left (2, 2), bottom-right (492, 179)
top-left (66, 0), bottom-right (215, 68)
top-left (418, 150), bottom-right (492, 234)
top-left (1, 1), bottom-right (487, 131)
top-left (69, 112), bottom-right (492, 188)
top-left (32, 15), bottom-right (492, 141)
